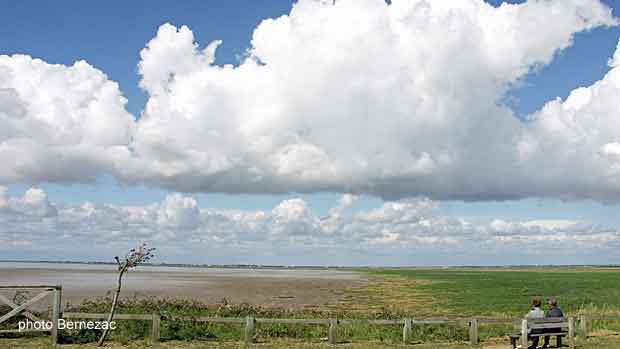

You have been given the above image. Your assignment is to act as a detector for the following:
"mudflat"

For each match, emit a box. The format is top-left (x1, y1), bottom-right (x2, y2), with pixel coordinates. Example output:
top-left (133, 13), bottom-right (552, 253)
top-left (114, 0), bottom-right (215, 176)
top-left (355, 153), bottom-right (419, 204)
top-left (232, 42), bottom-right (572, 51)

top-left (0, 262), bottom-right (367, 310)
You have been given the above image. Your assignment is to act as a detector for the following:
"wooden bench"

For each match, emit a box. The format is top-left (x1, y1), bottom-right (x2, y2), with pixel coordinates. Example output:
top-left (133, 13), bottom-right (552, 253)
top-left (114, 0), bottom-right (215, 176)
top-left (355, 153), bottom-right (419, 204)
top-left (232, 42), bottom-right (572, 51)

top-left (507, 317), bottom-right (576, 348)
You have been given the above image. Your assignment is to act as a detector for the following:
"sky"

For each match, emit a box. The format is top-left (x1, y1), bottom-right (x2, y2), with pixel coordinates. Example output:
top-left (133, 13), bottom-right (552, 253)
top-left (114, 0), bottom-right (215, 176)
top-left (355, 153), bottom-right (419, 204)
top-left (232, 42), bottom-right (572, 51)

top-left (1, 0), bottom-right (620, 266)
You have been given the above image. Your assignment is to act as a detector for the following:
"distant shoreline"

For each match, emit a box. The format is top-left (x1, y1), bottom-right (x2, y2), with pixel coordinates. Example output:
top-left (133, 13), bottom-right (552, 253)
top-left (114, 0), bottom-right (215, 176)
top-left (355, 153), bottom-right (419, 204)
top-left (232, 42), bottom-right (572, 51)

top-left (1, 260), bottom-right (618, 269)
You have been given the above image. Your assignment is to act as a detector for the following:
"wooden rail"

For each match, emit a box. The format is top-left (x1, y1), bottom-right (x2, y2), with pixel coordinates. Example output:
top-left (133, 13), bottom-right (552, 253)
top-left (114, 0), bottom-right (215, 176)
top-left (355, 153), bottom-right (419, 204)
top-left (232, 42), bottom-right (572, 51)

top-left (56, 312), bottom-right (620, 345)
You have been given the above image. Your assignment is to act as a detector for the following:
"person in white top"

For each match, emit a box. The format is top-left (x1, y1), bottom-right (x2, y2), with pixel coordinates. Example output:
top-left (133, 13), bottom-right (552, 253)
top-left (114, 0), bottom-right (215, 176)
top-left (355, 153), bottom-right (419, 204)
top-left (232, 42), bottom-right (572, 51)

top-left (527, 298), bottom-right (545, 319)
top-left (525, 298), bottom-right (545, 349)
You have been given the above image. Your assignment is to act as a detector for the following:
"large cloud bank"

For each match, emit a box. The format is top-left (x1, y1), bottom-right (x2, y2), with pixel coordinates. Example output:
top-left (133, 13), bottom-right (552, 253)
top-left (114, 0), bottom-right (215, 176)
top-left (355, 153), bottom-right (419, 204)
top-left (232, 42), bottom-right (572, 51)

top-left (1, 0), bottom-right (620, 201)
top-left (1, 187), bottom-right (618, 265)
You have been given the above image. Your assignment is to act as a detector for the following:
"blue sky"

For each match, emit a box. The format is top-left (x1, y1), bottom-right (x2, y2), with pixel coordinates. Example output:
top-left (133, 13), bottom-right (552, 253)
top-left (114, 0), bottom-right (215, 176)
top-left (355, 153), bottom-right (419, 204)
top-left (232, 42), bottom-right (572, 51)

top-left (1, 0), bottom-right (620, 264)
top-left (1, 0), bottom-right (618, 215)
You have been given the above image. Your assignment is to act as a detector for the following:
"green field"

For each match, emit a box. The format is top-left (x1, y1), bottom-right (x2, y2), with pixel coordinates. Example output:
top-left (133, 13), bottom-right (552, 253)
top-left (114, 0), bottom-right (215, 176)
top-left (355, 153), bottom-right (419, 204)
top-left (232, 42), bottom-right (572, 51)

top-left (356, 267), bottom-right (620, 317)
top-left (2, 267), bottom-right (620, 348)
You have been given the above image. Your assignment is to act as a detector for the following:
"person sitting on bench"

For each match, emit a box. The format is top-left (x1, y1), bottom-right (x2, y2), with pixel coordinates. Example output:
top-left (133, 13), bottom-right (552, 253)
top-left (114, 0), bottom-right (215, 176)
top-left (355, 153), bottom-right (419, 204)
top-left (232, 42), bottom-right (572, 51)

top-left (526, 297), bottom-right (545, 349)
top-left (542, 297), bottom-right (564, 348)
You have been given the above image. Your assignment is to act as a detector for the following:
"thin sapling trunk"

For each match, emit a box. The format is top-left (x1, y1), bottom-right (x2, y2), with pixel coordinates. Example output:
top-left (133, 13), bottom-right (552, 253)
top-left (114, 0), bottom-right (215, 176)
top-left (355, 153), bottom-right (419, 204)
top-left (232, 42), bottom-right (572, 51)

top-left (97, 244), bottom-right (155, 347)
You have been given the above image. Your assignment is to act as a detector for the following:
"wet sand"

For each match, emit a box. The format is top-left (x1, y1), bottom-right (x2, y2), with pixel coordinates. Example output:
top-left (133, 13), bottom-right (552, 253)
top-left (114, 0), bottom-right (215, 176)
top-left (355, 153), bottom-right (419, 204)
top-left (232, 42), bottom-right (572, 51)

top-left (0, 263), bottom-right (367, 310)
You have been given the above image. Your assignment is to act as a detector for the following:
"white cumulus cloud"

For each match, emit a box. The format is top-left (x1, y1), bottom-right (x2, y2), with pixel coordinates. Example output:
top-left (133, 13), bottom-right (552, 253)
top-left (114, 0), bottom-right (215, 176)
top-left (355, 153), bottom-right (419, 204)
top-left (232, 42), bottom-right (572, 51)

top-left (0, 55), bottom-right (134, 184)
top-left (1, 0), bottom-right (620, 202)
top-left (1, 187), bottom-right (618, 265)
top-left (0, 186), bottom-right (57, 217)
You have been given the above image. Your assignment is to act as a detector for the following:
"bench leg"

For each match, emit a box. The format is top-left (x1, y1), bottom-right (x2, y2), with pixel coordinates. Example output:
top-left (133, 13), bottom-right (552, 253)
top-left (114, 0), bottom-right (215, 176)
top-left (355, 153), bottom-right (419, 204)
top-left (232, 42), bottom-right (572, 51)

top-left (557, 336), bottom-right (562, 348)
top-left (511, 337), bottom-right (516, 348)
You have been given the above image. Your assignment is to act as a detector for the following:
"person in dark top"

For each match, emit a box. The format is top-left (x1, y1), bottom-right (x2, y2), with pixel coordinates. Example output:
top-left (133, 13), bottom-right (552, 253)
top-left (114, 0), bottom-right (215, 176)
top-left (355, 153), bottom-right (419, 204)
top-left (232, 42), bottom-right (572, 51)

top-left (543, 296), bottom-right (564, 348)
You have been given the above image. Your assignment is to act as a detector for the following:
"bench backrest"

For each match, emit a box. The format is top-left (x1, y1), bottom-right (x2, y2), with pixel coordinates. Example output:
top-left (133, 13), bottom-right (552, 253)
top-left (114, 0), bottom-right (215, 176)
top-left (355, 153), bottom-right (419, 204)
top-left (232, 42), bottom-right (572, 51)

top-left (526, 318), bottom-right (568, 330)
top-left (517, 317), bottom-right (575, 348)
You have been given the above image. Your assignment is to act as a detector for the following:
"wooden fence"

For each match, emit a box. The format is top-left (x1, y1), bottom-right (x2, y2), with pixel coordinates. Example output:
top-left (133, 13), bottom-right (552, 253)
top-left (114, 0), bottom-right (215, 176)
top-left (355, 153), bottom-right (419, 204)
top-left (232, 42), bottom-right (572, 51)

top-left (2, 285), bottom-right (620, 347)
top-left (64, 313), bottom-right (474, 344)
top-left (51, 312), bottom-right (620, 347)
top-left (0, 285), bottom-right (62, 344)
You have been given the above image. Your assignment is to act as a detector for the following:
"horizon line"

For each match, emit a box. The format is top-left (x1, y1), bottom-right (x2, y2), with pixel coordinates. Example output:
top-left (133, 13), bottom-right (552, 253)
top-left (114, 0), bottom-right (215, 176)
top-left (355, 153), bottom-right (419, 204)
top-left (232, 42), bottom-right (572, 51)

top-left (1, 260), bottom-right (618, 269)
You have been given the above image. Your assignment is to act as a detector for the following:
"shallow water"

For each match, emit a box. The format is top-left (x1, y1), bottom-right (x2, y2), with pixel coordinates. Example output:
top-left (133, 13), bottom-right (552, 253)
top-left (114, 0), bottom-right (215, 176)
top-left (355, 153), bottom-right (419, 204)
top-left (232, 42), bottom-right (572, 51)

top-left (0, 262), bottom-right (366, 310)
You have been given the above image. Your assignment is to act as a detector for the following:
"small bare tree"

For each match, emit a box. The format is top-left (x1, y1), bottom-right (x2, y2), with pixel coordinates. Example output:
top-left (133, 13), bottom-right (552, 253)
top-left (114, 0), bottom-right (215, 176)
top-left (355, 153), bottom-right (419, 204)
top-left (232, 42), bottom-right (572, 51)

top-left (98, 243), bottom-right (156, 347)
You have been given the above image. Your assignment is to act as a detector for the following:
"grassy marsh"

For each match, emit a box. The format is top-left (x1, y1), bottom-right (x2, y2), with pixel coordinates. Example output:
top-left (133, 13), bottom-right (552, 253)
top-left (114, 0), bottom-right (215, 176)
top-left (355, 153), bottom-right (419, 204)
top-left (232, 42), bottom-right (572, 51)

top-left (2, 267), bottom-right (620, 348)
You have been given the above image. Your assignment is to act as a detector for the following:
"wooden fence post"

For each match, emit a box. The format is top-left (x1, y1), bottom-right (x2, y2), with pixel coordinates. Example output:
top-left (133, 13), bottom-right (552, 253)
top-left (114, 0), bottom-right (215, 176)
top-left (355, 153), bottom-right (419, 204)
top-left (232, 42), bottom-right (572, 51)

top-left (521, 319), bottom-right (528, 349)
top-left (50, 286), bottom-right (61, 347)
top-left (579, 315), bottom-right (588, 339)
top-left (244, 316), bottom-right (255, 344)
top-left (402, 318), bottom-right (412, 344)
top-left (469, 317), bottom-right (479, 345)
top-left (328, 318), bottom-right (337, 344)
top-left (568, 316), bottom-right (576, 349)
top-left (151, 313), bottom-right (161, 343)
